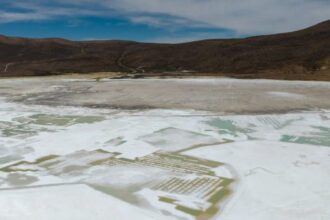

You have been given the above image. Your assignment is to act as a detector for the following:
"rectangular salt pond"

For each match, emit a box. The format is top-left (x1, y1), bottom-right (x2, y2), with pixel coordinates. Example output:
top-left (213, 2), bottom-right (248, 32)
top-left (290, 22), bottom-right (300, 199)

top-left (0, 99), bottom-right (330, 220)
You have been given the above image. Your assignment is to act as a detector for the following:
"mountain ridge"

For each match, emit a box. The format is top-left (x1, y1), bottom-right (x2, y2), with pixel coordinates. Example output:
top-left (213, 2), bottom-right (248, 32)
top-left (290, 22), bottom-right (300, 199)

top-left (1, 20), bottom-right (330, 80)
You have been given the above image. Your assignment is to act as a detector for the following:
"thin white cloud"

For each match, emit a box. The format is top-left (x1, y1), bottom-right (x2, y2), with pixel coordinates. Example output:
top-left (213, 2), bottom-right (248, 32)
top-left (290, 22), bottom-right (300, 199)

top-left (1, 0), bottom-right (330, 35)
top-left (0, 11), bottom-right (47, 23)
top-left (0, 1), bottom-right (110, 23)
top-left (103, 0), bottom-right (330, 33)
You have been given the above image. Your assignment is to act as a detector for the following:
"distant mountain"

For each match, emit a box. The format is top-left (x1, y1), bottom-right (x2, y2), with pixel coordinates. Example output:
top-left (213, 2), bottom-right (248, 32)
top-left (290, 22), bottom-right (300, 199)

top-left (1, 20), bottom-right (330, 80)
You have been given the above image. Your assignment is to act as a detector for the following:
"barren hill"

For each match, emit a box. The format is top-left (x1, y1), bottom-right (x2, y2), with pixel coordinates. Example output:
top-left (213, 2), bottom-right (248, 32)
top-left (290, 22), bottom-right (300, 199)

top-left (1, 20), bottom-right (330, 80)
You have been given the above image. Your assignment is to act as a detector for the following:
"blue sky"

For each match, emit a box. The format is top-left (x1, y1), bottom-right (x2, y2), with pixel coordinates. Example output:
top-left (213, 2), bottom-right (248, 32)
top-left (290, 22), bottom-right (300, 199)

top-left (0, 16), bottom-right (238, 42)
top-left (0, 0), bottom-right (329, 43)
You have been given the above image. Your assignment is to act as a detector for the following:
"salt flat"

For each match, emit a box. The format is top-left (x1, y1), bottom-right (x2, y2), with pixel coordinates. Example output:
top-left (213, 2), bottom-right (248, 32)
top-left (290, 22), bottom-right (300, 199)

top-left (0, 77), bottom-right (330, 220)
top-left (0, 184), bottom-right (167, 220)
top-left (1, 77), bottom-right (330, 113)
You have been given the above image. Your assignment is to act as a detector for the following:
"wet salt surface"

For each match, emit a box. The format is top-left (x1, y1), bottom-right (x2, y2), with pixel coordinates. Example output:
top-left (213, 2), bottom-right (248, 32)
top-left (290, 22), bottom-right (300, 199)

top-left (2, 78), bottom-right (330, 113)
top-left (0, 98), bottom-right (330, 220)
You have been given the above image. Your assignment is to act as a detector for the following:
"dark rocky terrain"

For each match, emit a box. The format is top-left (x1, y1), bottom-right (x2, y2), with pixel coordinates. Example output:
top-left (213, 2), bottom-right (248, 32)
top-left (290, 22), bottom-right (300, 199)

top-left (0, 20), bottom-right (330, 80)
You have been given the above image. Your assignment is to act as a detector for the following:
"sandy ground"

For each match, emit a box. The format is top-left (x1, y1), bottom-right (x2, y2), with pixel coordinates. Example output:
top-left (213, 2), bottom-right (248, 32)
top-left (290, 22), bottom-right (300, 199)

top-left (0, 76), bottom-right (330, 113)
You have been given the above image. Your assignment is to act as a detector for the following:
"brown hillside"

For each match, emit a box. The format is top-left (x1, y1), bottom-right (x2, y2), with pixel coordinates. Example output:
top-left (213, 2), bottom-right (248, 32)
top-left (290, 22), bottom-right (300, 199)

top-left (0, 20), bottom-right (329, 80)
